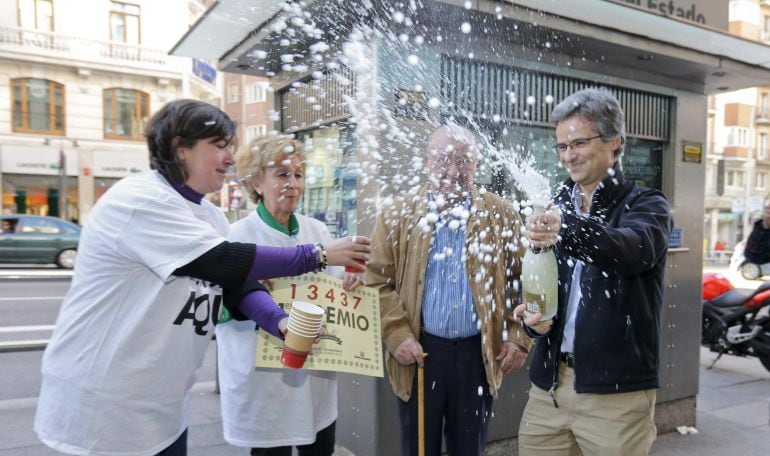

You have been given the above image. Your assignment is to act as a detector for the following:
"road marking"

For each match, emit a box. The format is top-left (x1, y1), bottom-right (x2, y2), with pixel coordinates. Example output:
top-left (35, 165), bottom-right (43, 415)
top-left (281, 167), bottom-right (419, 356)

top-left (0, 296), bottom-right (64, 301)
top-left (0, 325), bottom-right (55, 333)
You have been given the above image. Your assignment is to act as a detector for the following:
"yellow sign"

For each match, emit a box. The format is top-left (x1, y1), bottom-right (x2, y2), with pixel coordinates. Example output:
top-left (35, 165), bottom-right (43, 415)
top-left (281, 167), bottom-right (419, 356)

top-left (254, 273), bottom-right (384, 377)
top-left (682, 142), bottom-right (703, 164)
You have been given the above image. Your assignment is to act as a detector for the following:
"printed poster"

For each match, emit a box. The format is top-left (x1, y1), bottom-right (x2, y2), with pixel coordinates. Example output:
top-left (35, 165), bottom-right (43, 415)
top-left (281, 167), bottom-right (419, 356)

top-left (254, 273), bottom-right (384, 377)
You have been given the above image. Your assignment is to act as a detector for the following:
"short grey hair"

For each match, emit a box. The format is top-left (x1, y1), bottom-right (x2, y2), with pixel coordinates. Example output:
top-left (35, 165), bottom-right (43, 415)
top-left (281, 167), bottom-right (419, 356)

top-left (551, 88), bottom-right (626, 159)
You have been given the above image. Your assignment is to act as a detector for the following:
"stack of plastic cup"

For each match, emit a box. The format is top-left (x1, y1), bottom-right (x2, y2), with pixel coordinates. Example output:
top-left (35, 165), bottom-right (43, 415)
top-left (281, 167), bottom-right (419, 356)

top-left (281, 301), bottom-right (325, 369)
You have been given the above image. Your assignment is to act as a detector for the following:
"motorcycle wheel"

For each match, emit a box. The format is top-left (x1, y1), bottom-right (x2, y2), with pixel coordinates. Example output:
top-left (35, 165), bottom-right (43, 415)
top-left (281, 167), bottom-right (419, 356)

top-left (740, 262), bottom-right (762, 280)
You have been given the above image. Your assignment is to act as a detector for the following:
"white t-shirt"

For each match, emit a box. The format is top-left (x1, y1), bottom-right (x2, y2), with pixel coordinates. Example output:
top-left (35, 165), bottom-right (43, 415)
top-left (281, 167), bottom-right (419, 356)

top-left (216, 211), bottom-right (339, 448)
top-left (35, 171), bottom-right (230, 456)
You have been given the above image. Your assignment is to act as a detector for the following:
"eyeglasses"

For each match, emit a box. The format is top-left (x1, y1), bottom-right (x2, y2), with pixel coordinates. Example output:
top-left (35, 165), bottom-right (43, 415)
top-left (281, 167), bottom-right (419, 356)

top-left (553, 135), bottom-right (603, 153)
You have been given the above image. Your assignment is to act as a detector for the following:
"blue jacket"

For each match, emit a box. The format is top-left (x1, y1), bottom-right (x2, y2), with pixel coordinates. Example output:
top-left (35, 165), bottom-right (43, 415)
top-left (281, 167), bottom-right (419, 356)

top-left (528, 165), bottom-right (673, 394)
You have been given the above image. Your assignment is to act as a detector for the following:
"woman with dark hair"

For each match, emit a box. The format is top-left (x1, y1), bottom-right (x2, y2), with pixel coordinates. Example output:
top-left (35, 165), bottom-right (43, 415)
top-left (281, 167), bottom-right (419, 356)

top-left (33, 99), bottom-right (369, 456)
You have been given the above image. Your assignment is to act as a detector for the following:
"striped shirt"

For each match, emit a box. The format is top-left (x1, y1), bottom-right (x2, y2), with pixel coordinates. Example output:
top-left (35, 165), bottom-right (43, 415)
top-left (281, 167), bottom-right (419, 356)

top-left (421, 195), bottom-right (479, 339)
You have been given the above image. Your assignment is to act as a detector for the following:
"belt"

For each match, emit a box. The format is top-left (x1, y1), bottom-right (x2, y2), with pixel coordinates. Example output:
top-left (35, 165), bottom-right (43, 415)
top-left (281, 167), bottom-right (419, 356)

top-left (421, 331), bottom-right (481, 347)
top-left (560, 352), bottom-right (575, 368)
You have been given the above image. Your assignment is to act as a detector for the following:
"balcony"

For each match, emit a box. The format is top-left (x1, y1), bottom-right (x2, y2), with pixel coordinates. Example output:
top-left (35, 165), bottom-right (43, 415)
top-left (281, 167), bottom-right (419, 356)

top-left (0, 26), bottom-right (172, 72)
top-left (758, 109), bottom-right (770, 125)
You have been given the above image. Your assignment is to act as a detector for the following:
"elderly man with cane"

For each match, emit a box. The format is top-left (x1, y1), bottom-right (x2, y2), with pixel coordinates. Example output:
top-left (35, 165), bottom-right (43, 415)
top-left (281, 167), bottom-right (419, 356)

top-left (368, 124), bottom-right (531, 456)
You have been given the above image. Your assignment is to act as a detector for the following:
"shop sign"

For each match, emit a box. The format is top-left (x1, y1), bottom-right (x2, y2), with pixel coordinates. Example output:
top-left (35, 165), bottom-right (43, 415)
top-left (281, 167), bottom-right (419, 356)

top-left (605, 0), bottom-right (728, 30)
top-left (0, 145), bottom-right (78, 176)
top-left (92, 151), bottom-right (149, 178)
top-left (193, 59), bottom-right (217, 84)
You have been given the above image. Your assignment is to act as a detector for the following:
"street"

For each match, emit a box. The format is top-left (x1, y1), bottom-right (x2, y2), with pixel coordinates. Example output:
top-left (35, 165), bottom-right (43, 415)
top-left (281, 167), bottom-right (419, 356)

top-left (0, 279), bottom-right (66, 344)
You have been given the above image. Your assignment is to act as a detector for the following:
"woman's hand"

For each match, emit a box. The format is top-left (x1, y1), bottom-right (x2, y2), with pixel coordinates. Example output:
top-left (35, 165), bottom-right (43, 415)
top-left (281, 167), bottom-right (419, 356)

top-left (280, 319), bottom-right (325, 355)
top-left (513, 303), bottom-right (553, 335)
top-left (325, 236), bottom-right (371, 271)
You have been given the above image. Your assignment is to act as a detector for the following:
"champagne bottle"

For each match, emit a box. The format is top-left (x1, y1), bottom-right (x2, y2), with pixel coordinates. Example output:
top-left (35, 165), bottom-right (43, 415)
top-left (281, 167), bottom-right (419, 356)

top-left (521, 204), bottom-right (558, 320)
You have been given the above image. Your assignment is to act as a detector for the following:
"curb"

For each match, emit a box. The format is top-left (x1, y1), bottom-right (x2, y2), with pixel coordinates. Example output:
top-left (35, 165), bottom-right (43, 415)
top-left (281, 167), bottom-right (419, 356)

top-left (0, 339), bottom-right (48, 352)
top-left (0, 273), bottom-right (73, 280)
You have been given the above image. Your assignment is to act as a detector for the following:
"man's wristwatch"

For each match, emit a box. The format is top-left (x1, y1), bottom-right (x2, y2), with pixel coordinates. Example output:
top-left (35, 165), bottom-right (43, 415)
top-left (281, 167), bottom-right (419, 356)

top-left (314, 243), bottom-right (327, 271)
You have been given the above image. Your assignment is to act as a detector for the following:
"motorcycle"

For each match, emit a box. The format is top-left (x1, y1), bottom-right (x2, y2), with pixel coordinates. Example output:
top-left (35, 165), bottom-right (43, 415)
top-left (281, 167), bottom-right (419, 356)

top-left (701, 273), bottom-right (770, 372)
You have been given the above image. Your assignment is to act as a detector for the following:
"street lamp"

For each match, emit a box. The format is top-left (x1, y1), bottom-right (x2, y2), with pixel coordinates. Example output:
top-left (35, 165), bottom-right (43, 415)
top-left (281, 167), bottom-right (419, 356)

top-left (58, 146), bottom-right (67, 221)
top-left (45, 138), bottom-right (78, 221)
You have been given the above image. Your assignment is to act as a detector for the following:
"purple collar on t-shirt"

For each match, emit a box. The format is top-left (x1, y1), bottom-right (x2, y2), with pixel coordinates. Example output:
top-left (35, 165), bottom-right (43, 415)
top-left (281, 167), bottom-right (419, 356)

top-left (170, 181), bottom-right (204, 205)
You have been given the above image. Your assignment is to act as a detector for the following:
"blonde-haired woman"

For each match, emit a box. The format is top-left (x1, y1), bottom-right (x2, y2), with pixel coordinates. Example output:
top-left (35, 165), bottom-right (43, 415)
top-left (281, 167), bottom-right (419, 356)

top-left (216, 136), bottom-right (360, 456)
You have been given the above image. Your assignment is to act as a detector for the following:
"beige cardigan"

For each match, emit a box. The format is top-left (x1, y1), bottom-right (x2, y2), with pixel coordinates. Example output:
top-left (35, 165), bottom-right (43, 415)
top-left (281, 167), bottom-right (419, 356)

top-left (366, 185), bottom-right (533, 402)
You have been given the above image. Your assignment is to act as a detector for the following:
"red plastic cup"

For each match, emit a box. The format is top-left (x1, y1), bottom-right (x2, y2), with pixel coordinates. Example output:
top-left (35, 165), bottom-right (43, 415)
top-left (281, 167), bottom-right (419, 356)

top-left (281, 346), bottom-right (309, 369)
top-left (345, 259), bottom-right (366, 274)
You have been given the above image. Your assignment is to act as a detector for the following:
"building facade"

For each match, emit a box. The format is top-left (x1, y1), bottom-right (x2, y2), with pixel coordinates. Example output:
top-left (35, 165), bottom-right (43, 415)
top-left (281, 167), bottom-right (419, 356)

top-left (215, 72), bottom-right (270, 219)
top-left (705, 0), bottom-right (770, 256)
top-left (0, 0), bottom-right (220, 223)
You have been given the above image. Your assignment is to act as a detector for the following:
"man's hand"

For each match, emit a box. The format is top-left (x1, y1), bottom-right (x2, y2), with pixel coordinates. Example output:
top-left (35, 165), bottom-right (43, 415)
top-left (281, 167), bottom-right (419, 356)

top-left (513, 303), bottom-right (553, 335)
top-left (393, 337), bottom-right (425, 367)
top-left (496, 341), bottom-right (528, 374)
top-left (342, 272), bottom-right (363, 291)
top-left (525, 205), bottom-right (561, 250)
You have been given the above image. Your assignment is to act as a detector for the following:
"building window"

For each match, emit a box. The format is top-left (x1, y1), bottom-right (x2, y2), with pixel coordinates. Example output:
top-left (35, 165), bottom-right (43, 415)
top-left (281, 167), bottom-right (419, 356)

top-left (245, 124), bottom-right (267, 144)
top-left (227, 83), bottom-right (239, 103)
top-left (760, 93), bottom-right (769, 118)
top-left (764, 15), bottom-right (770, 41)
top-left (756, 172), bottom-right (767, 191)
top-left (18, 0), bottom-right (54, 31)
top-left (245, 82), bottom-right (268, 104)
top-left (110, 1), bottom-right (140, 44)
top-left (727, 128), bottom-right (749, 146)
top-left (11, 78), bottom-right (65, 135)
top-left (103, 88), bottom-right (149, 140)
top-left (760, 133), bottom-right (769, 160)
top-left (727, 170), bottom-right (744, 188)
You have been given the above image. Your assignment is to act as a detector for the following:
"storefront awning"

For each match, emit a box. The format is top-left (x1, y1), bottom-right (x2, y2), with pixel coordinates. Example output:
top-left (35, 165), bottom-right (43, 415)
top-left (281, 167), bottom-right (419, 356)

top-left (170, 0), bottom-right (770, 93)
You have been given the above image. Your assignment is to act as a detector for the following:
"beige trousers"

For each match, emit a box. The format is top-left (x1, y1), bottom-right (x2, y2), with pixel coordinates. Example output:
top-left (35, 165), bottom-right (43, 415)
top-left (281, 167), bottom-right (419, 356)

top-left (518, 362), bottom-right (657, 456)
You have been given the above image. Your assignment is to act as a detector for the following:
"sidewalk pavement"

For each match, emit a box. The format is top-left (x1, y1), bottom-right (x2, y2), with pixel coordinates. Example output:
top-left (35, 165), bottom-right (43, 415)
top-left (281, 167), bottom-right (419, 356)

top-left (1, 346), bottom-right (768, 456)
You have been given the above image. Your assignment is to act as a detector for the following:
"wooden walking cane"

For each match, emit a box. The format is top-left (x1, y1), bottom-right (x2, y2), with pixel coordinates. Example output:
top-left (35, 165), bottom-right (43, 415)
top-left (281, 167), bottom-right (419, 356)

top-left (418, 365), bottom-right (425, 456)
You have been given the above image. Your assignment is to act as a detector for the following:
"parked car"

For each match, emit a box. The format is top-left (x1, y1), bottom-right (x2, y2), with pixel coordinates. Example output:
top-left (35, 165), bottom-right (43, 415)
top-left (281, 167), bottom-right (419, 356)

top-left (0, 214), bottom-right (80, 269)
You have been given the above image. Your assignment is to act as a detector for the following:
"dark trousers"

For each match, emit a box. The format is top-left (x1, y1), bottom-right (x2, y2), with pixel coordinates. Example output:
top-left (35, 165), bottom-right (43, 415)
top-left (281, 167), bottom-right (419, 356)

top-left (156, 429), bottom-right (187, 456)
top-left (397, 333), bottom-right (494, 456)
top-left (250, 421), bottom-right (336, 456)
